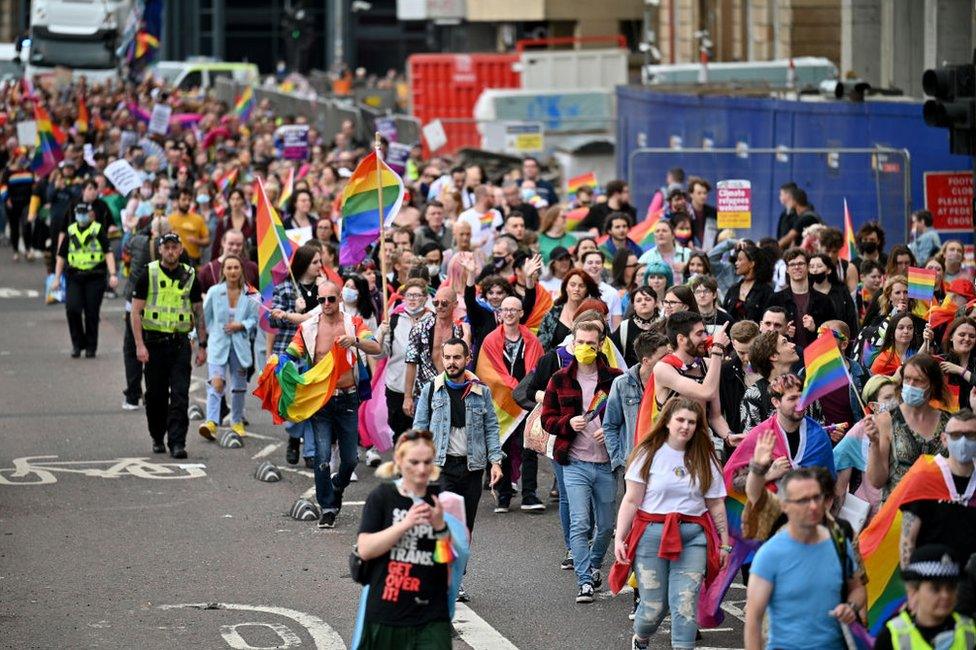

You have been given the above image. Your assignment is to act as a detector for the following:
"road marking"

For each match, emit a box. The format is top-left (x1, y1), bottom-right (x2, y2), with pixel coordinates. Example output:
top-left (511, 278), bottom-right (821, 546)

top-left (220, 622), bottom-right (302, 649)
top-left (0, 456), bottom-right (207, 485)
top-left (0, 287), bottom-right (39, 298)
top-left (159, 603), bottom-right (345, 649)
top-left (454, 603), bottom-right (519, 650)
top-left (251, 444), bottom-right (280, 460)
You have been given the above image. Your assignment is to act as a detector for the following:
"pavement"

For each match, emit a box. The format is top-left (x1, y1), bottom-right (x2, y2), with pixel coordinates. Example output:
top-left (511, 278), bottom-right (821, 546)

top-left (0, 253), bottom-right (747, 649)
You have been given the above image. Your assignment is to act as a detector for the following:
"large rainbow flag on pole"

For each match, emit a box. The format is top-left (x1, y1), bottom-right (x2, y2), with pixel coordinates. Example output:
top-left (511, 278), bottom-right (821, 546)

top-left (233, 86), bottom-right (255, 121)
top-left (798, 329), bottom-right (851, 411)
top-left (339, 150), bottom-right (404, 266)
top-left (255, 177), bottom-right (295, 331)
top-left (277, 165), bottom-right (294, 210)
top-left (30, 103), bottom-right (64, 178)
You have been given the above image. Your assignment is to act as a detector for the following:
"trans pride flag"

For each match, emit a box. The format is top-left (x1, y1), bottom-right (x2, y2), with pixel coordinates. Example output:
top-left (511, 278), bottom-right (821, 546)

top-left (339, 151), bottom-right (404, 266)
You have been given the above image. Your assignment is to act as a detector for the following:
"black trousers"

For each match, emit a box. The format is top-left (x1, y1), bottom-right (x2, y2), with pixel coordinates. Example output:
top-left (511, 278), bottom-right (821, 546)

top-left (386, 388), bottom-right (413, 442)
top-left (65, 272), bottom-right (105, 353)
top-left (122, 313), bottom-right (144, 404)
top-left (143, 335), bottom-right (191, 448)
top-left (438, 456), bottom-right (484, 533)
top-left (496, 422), bottom-right (538, 499)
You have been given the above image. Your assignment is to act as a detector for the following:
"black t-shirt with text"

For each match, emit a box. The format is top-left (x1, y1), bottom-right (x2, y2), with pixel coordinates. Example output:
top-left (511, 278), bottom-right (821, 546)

top-left (358, 482), bottom-right (450, 627)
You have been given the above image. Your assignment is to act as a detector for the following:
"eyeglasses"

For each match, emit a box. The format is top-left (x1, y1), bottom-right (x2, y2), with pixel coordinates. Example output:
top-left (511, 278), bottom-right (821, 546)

top-left (625, 263), bottom-right (639, 269)
top-left (784, 493), bottom-right (826, 506)
top-left (662, 299), bottom-right (684, 307)
top-left (498, 308), bottom-right (521, 314)
top-left (946, 430), bottom-right (976, 441)
top-left (693, 287), bottom-right (713, 295)
top-left (317, 295), bottom-right (338, 304)
top-left (787, 261), bottom-right (808, 268)
top-left (403, 293), bottom-right (425, 300)
top-left (432, 300), bottom-right (454, 308)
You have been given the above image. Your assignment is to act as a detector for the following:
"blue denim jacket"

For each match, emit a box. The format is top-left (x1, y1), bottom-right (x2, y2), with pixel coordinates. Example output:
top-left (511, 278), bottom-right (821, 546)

top-left (413, 372), bottom-right (504, 471)
top-left (603, 365), bottom-right (645, 471)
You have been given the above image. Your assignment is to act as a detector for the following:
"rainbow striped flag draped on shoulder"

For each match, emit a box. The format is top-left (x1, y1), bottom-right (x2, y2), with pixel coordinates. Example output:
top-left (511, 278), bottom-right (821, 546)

top-left (339, 150), bottom-right (404, 266)
top-left (30, 103), bottom-right (63, 177)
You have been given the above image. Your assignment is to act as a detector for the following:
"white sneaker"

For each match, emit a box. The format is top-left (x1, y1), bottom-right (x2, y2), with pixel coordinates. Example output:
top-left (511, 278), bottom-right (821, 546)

top-left (122, 399), bottom-right (141, 411)
top-left (350, 470), bottom-right (358, 482)
top-left (365, 448), bottom-right (382, 467)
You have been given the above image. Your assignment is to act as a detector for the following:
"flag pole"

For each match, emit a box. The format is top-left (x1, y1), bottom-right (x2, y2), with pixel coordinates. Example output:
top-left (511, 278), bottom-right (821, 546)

top-left (375, 132), bottom-right (388, 322)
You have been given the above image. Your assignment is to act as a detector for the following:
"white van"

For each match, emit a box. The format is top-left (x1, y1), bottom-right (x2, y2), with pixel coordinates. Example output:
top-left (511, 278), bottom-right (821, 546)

top-left (26, 0), bottom-right (132, 82)
top-left (151, 60), bottom-right (259, 91)
top-left (0, 43), bottom-right (24, 82)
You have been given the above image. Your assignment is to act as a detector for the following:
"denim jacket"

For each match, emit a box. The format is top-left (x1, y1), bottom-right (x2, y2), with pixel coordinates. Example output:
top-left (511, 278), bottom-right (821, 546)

top-left (603, 365), bottom-right (645, 471)
top-left (413, 371), bottom-right (504, 471)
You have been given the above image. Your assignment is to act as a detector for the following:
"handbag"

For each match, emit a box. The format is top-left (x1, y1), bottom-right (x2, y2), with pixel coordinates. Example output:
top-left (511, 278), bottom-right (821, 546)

top-left (524, 403), bottom-right (555, 458)
top-left (349, 545), bottom-right (372, 585)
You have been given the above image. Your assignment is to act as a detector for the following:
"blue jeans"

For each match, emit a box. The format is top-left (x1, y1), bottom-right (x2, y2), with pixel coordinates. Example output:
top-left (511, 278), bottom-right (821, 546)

top-left (311, 391), bottom-right (360, 512)
top-left (564, 459), bottom-right (616, 587)
top-left (206, 349), bottom-right (247, 425)
top-left (633, 522), bottom-right (707, 649)
top-left (551, 459), bottom-right (570, 550)
top-left (287, 420), bottom-right (315, 458)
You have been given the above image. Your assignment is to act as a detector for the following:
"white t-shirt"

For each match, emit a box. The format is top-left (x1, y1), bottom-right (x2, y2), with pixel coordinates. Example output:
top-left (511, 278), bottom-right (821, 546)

top-left (598, 281), bottom-right (623, 317)
top-left (458, 207), bottom-right (503, 255)
top-left (624, 443), bottom-right (726, 516)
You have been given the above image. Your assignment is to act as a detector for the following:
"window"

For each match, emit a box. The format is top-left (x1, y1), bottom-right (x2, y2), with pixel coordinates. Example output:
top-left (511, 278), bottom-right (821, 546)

top-left (178, 70), bottom-right (203, 90)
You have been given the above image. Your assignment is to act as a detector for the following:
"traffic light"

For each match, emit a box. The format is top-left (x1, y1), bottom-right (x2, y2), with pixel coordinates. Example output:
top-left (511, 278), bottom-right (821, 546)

top-left (922, 53), bottom-right (976, 156)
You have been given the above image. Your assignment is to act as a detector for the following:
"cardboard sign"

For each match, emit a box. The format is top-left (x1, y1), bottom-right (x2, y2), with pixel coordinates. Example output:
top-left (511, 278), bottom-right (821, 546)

top-left (104, 159), bottom-right (143, 196)
top-left (119, 130), bottom-right (139, 156)
top-left (386, 142), bottom-right (411, 176)
top-left (505, 122), bottom-right (543, 153)
top-left (924, 171), bottom-right (973, 232)
top-left (716, 179), bottom-right (752, 229)
top-left (422, 119), bottom-right (447, 153)
top-left (16, 120), bottom-right (37, 147)
top-left (375, 117), bottom-right (398, 143)
top-left (276, 125), bottom-right (309, 160)
top-left (148, 104), bottom-right (172, 135)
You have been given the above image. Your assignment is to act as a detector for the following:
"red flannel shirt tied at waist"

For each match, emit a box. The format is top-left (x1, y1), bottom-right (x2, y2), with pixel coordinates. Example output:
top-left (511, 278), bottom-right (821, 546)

top-left (609, 510), bottom-right (721, 596)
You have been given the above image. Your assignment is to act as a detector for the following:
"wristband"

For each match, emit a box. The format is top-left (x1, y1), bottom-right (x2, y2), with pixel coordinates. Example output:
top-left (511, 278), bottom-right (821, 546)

top-left (433, 526), bottom-right (449, 538)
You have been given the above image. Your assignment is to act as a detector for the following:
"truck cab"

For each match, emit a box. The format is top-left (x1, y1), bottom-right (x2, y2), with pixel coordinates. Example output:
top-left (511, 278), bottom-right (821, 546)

top-left (26, 0), bottom-right (131, 82)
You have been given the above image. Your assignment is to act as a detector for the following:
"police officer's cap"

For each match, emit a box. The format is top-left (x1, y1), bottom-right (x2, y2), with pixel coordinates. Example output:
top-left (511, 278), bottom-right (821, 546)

top-left (902, 544), bottom-right (960, 583)
top-left (159, 232), bottom-right (182, 246)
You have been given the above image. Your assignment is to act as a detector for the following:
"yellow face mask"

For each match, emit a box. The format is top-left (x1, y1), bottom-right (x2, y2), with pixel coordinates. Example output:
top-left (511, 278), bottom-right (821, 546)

top-left (574, 343), bottom-right (598, 365)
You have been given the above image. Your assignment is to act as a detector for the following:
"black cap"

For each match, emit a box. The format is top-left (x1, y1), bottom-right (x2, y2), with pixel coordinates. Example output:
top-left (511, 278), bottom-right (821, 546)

top-left (74, 202), bottom-right (91, 212)
top-left (902, 544), bottom-right (960, 583)
top-left (159, 232), bottom-right (181, 246)
top-left (549, 246), bottom-right (571, 261)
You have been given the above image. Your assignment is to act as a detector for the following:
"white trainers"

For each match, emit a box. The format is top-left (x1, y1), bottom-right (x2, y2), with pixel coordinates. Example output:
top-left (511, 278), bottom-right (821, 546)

top-left (365, 448), bottom-right (382, 467)
top-left (122, 399), bottom-right (141, 411)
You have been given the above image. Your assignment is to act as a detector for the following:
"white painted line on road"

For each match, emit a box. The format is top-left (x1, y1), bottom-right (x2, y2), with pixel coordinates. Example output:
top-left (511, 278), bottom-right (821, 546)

top-left (242, 431), bottom-right (277, 442)
top-left (280, 466), bottom-right (315, 479)
top-left (159, 603), bottom-right (345, 649)
top-left (454, 603), bottom-right (519, 650)
top-left (251, 444), bottom-right (280, 459)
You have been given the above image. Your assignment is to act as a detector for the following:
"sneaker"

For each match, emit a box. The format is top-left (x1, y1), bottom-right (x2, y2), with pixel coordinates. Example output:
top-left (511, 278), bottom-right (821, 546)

top-left (365, 448), bottom-right (382, 467)
top-left (575, 583), bottom-right (594, 604)
top-left (70, 348), bottom-right (81, 358)
top-left (493, 495), bottom-right (510, 514)
top-left (631, 635), bottom-right (649, 650)
top-left (591, 569), bottom-right (602, 590)
top-left (84, 349), bottom-right (96, 358)
top-left (629, 591), bottom-right (640, 621)
top-left (152, 441), bottom-right (166, 454)
top-left (230, 421), bottom-right (246, 437)
top-left (303, 456), bottom-right (315, 469)
top-left (286, 438), bottom-right (300, 465)
top-left (560, 550), bottom-right (574, 570)
top-left (520, 493), bottom-right (546, 512)
top-left (350, 470), bottom-right (358, 482)
top-left (198, 421), bottom-right (217, 440)
top-left (549, 487), bottom-right (559, 503)
top-left (170, 445), bottom-right (187, 459)
top-left (456, 584), bottom-right (470, 603)
top-left (122, 399), bottom-right (141, 411)
top-left (318, 511), bottom-right (336, 529)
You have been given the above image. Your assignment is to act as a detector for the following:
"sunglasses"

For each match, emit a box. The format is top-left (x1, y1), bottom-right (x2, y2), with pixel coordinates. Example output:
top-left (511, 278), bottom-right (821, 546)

top-left (400, 429), bottom-right (434, 442)
top-left (432, 300), bottom-right (453, 308)
top-left (317, 295), bottom-right (338, 304)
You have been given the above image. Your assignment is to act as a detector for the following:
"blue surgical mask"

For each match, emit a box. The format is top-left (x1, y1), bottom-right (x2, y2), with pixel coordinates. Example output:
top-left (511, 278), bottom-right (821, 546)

top-left (901, 384), bottom-right (927, 408)
top-left (196, 194), bottom-right (210, 204)
top-left (946, 436), bottom-right (976, 463)
top-left (75, 211), bottom-right (92, 226)
top-left (342, 287), bottom-right (358, 303)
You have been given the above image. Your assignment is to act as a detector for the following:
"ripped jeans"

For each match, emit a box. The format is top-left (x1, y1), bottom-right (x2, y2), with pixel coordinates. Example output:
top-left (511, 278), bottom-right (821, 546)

top-left (633, 521), bottom-right (706, 649)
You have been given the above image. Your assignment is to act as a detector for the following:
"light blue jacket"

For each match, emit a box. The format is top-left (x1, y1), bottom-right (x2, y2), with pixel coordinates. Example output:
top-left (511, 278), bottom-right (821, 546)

top-left (603, 365), bottom-right (646, 471)
top-left (203, 282), bottom-right (259, 367)
top-left (413, 372), bottom-right (504, 471)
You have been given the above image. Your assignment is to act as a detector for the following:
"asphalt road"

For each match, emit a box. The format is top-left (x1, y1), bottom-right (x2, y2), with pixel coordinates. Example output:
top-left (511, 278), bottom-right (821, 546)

top-left (0, 255), bottom-right (746, 649)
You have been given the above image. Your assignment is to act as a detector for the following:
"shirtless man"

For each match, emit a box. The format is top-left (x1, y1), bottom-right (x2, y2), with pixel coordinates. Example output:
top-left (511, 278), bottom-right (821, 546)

top-left (298, 280), bottom-right (381, 529)
top-left (653, 311), bottom-right (742, 446)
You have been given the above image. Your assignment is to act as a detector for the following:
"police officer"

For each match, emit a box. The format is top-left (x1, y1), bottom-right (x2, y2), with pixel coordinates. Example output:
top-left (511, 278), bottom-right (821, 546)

top-left (53, 201), bottom-right (119, 358)
top-left (130, 232), bottom-right (207, 459)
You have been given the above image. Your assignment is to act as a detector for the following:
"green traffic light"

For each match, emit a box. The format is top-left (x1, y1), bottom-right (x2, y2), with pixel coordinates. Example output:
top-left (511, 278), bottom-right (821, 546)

top-left (292, 29), bottom-right (300, 39)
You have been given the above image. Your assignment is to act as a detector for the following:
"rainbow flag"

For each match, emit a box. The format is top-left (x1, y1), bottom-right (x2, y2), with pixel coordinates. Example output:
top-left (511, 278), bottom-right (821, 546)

top-left (585, 390), bottom-right (609, 421)
top-left (798, 329), bottom-right (850, 411)
top-left (475, 325), bottom-right (543, 446)
top-left (233, 86), bottom-right (255, 121)
top-left (250, 177), bottom-right (260, 206)
top-left (839, 198), bottom-right (856, 262)
top-left (339, 150), bottom-right (404, 266)
top-left (30, 104), bottom-right (63, 178)
top-left (567, 171), bottom-right (597, 198)
top-left (277, 166), bottom-right (294, 210)
top-left (906, 266), bottom-right (937, 302)
top-left (523, 285), bottom-right (553, 333)
top-left (927, 295), bottom-right (958, 329)
top-left (134, 31), bottom-right (159, 60)
top-left (255, 178), bottom-right (294, 332)
top-left (216, 167), bottom-right (238, 194)
top-left (859, 455), bottom-right (957, 634)
top-left (564, 207), bottom-right (589, 231)
top-left (75, 94), bottom-right (89, 133)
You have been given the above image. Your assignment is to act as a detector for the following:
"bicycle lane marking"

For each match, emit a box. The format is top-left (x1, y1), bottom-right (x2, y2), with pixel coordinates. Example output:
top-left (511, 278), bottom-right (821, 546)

top-left (158, 603), bottom-right (345, 649)
top-left (0, 456), bottom-right (207, 485)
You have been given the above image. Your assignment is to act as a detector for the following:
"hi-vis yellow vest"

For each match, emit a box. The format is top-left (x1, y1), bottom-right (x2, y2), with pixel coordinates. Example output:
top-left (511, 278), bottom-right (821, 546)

top-left (66, 221), bottom-right (104, 270)
top-left (142, 261), bottom-right (195, 333)
top-left (886, 611), bottom-right (976, 650)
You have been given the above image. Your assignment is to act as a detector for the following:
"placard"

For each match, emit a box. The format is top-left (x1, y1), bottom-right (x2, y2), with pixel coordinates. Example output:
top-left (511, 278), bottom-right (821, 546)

top-left (276, 125), bottom-right (310, 160)
top-left (375, 117), bottom-right (398, 143)
top-left (924, 171), bottom-right (973, 232)
top-left (422, 119), bottom-right (447, 153)
top-left (716, 179), bottom-right (752, 229)
top-left (505, 122), bottom-right (543, 153)
top-left (104, 159), bottom-right (143, 196)
top-left (385, 142), bottom-right (411, 176)
top-left (148, 103), bottom-right (172, 135)
top-left (119, 130), bottom-right (139, 156)
top-left (16, 120), bottom-right (36, 147)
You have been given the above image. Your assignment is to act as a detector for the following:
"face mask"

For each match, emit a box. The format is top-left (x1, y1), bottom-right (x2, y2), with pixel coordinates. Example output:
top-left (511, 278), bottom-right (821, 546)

top-left (196, 194), bottom-right (210, 204)
top-left (427, 264), bottom-right (441, 277)
top-left (574, 343), bottom-right (598, 365)
top-left (809, 272), bottom-right (828, 284)
top-left (946, 436), bottom-right (976, 463)
top-left (75, 211), bottom-right (92, 226)
top-left (492, 256), bottom-right (507, 270)
top-left (902, 384), bottom-right (927, 407)
top-left (342, 287), bottom-right (358, 303)
top-left (858, 242), bottom-right (878, 254)
top-left (520, 188), bottom-right (535, 201)
top-left (874, 399), bottom-right (899, 414)
top-left (405, 303), bottom-right (426, 316)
